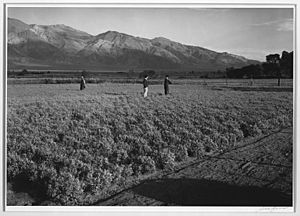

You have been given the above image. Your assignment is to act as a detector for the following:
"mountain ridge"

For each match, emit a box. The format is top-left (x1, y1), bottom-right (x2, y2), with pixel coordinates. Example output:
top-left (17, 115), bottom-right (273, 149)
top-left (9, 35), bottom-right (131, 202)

top-left (7, 18), bottom-right (259, 71)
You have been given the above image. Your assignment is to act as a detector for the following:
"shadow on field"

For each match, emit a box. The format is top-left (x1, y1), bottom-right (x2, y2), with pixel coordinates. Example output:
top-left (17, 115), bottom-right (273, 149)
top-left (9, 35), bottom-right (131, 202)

top-left (132, 178), bottom-right (292, 206)
top-left (8, 173), bottom-right (49, 205)
top-left (229, 86), bottom-right (293, 92)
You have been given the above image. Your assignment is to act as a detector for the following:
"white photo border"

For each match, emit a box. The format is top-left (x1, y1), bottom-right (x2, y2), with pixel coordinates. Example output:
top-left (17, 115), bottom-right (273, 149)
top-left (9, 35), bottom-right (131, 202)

top-left (1, 1), bottom-right (299, 215)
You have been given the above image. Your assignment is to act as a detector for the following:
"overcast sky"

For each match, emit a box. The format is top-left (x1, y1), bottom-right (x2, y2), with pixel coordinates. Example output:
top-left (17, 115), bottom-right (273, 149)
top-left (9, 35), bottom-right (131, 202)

top-left (8, 7), bottom-right (294, 61)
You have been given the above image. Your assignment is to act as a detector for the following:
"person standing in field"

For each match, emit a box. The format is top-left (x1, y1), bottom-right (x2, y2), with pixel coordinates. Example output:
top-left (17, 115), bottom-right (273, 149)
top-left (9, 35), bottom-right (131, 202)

top-left (80, 75), bottom-right (86, 90)
top-left (143, 75), bottom-right (149, 98)
top-left (164, 75), bottom-right (172, 95)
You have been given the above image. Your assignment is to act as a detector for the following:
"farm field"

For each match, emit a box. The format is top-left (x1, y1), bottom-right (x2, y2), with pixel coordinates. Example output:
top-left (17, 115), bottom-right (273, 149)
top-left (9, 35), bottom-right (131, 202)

top-left (6, 81), bottom-right (293, 206)
top-left (98, 127), bottom-right (293, 206)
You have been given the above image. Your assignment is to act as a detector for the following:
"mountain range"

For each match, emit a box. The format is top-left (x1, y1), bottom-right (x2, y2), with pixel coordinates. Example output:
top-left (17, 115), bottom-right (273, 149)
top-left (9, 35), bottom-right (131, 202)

top-left (8, 18), bottom-right (259, 71)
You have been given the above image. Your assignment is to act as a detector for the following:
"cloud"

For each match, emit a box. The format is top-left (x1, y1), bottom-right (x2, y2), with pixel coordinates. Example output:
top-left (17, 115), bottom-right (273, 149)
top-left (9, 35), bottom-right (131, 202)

top-left (276, 19), bottom-right (293, 31)
top-left (250, 18), bottom-right (293, 32)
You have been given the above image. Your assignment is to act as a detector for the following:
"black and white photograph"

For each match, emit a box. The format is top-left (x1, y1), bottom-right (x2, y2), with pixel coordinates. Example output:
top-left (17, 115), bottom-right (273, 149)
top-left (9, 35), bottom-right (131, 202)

top-left (3, 2), bottom-right (297, 213)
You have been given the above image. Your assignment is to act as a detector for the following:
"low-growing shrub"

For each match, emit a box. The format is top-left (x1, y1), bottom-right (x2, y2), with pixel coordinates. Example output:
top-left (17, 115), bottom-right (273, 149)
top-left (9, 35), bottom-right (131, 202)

top-left (7, 83), bottom-right (293, 205)
top-left (132, 156), bottom-right (156, 175)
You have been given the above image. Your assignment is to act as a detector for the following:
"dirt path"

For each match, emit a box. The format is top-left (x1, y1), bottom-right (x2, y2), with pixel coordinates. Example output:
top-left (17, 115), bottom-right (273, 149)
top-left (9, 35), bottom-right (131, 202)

top-left (97, 127), bottom-right (293, 206)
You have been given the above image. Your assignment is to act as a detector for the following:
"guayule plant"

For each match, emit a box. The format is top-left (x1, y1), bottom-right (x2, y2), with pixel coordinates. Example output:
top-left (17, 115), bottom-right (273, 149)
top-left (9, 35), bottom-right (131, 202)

top-left (7, 83), bottom-right (293, 205)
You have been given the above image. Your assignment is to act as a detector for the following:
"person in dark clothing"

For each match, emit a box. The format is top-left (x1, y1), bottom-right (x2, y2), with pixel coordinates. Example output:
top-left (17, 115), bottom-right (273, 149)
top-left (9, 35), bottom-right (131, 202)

top-left (143, 75), bottom-right (149, 97)
top-left (80, 75), bottom-right (86, 90)
top-left (164, 75), bottom-right (172, 95)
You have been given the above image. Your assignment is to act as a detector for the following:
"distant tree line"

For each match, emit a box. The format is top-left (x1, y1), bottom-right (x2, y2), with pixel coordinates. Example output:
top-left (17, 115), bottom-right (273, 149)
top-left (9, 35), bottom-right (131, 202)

top-left (226, 51), bottom-right (293, 79)
top-left (139, 70), bottom-right (156, 78)
top-left (9, 51), bottom-right (293, 81)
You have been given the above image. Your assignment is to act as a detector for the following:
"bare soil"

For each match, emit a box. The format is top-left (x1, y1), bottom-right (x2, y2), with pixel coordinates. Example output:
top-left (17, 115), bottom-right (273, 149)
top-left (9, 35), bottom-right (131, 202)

top-left (96, 127), bottom-right (293, 206)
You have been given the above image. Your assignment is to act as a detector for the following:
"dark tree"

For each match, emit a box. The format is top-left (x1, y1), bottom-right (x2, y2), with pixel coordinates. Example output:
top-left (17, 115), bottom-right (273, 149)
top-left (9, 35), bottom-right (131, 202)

top-left (266, 54), bottom-right (280, 64)
top-left (280, 51), bottom-right (293, 78)
top-left (265, 54), bottom-right (281, 86)
top-left (225, 51), bottom-right (292, 81)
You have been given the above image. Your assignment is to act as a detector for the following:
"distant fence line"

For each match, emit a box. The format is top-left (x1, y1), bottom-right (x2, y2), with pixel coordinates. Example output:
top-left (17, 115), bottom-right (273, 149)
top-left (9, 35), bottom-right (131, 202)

top-left (7, 78), bottom-right (293, 87)
top-left (192, 79), bottom-right (293, 87)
